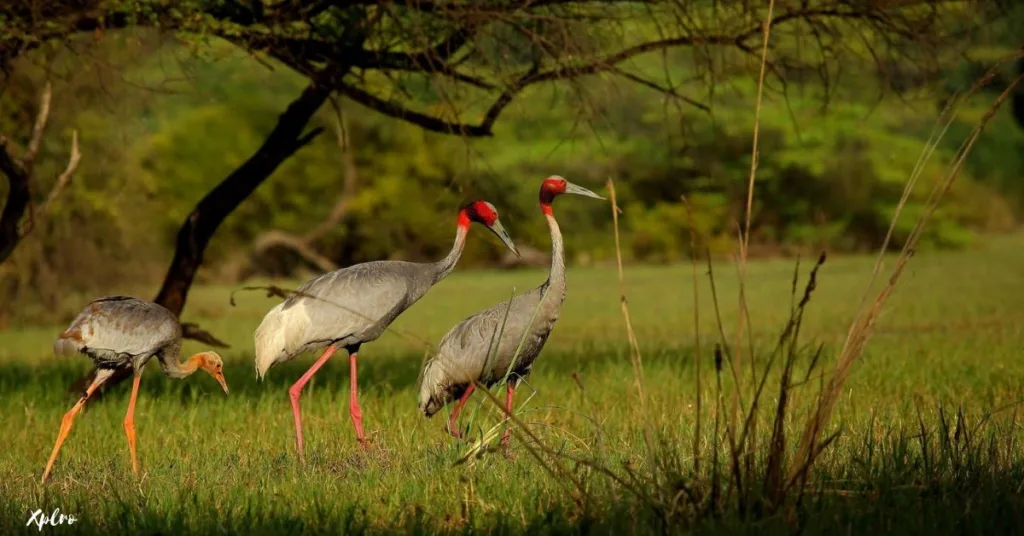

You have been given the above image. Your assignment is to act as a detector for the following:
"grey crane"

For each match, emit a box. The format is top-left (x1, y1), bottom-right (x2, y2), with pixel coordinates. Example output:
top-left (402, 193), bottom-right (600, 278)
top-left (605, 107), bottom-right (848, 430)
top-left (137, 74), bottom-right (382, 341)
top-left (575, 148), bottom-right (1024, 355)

top-left (41, 296), bottom-right (230, 483)
top-left (418, 177), bottom-right (603, 447)
top-left (254, 200), bottom-right (519, 459)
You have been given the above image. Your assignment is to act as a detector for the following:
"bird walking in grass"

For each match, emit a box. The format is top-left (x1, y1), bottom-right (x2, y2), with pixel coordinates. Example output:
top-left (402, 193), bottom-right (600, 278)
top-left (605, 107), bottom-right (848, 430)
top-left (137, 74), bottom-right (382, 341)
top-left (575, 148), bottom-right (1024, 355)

top-left (254, 200), bottom-right (519, 460)
top-left (41, 296), bottom-right (229, 483)
top-left (418, 177), bottom-right (604, 447)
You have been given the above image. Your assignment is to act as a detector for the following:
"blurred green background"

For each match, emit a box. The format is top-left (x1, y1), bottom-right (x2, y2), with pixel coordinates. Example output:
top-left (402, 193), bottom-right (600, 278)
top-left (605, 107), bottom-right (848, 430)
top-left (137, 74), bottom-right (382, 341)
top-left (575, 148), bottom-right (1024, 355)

top-left (0, 6), bottom-right (1021, 325)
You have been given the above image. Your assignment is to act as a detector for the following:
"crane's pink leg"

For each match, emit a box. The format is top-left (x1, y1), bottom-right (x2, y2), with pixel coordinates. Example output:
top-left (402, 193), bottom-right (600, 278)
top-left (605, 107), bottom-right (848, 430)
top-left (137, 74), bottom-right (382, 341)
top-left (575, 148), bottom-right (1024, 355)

top-left (41, 371), bottom-right (110, 483)
top-left (349, 352), bottom-right (366, 445)
top-left (123, 371), bottom-right (144, 476)
top-left (289, 345), bottom-right (339, 461)
top-left (501, 383), bottom-right (516, 448)
top-left (446, 384), bottom-right (476, 439)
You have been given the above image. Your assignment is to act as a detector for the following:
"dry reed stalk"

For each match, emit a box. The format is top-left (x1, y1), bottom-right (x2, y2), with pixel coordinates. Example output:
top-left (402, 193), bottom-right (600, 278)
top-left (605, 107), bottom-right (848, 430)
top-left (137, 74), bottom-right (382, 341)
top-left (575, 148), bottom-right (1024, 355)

top-left (606, 178), bottom-right (646, 401)
top-left (732, 0), bottom-right (775, 443)
top-left (681, 195), bottom-right (703, 475)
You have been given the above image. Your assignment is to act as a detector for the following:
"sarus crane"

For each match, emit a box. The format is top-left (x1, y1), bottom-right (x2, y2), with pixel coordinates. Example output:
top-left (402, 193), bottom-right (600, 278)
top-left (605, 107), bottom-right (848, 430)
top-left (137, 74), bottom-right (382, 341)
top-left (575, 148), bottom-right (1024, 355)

top-left (41, 296), bottom-right (230, 483)
top-left (418, 177), bottom-right (604, 447)
top-left (254, 200), bottom-right (519, 459)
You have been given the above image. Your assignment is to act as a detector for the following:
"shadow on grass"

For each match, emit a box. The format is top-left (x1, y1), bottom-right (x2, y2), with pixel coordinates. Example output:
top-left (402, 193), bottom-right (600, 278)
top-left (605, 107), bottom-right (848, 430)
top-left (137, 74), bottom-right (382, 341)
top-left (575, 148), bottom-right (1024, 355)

top-left (0, 344), bottom-right (696, 404)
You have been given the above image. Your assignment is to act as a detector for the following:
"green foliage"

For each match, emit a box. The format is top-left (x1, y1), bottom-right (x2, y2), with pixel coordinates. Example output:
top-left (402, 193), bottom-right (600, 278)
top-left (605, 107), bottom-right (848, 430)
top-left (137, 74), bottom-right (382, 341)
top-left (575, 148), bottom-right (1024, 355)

top-left (1, 15), bottom-right (1022, 313)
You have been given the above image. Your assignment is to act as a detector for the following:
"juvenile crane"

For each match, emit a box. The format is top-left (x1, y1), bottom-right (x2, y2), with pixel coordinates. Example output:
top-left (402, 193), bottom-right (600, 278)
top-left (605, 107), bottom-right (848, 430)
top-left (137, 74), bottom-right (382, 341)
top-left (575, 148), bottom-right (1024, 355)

top-left (41, 296), bottom-right (230, 483)
top-left (254, 200), bottom-right (519, 459)
top-left (418, 177), bottom-right (603, 447)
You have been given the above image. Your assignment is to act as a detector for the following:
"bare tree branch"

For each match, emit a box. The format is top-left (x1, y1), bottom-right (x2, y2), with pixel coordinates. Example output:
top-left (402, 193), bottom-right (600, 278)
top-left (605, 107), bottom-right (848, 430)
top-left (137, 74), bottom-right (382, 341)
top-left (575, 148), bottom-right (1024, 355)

top-left (1, 2), bottom-right (974, 142)
top-left (40, 130), bottom-right (80, 216)
top-left (23, 82), bottom-right (52, 175)
top-left (609, 67), bottom-right (711, 113)
top-left (19, 130), bottom-right (81, 238)
top-left (339, 82), bottom-right (495, 136)
top-left (251, 230), bottom-right (339, 274)
top-left (181, 323), bottom-right (231, 348)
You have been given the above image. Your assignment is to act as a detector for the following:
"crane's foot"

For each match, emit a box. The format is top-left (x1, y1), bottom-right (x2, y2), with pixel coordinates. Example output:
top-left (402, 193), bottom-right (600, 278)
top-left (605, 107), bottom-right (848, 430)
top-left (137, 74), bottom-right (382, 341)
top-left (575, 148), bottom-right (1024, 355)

top-left (446, 425), bottom-right (478, 443)
top-left (500, 441), bottom-right (515, 460)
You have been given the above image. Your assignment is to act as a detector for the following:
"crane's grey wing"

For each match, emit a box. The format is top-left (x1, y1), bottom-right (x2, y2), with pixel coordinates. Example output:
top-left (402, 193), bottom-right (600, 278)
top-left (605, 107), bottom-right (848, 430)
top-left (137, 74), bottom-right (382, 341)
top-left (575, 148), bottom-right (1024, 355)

top-left (434, 298), bottom-right (520, 380)
top-left (418, 307), bottom-right (509, 416)
top-left (421, 286), bottom-right (559, 415)
top-left (442, 303), bottom-right (512, 355)
top-left (420, 294), bottom-right (537, 414)
top-left (279, 262), bottom-right (418, 349)
top-left (56, 296), bottom-right (180, 366)
top-left (439, 290), bottom-right (551, 380)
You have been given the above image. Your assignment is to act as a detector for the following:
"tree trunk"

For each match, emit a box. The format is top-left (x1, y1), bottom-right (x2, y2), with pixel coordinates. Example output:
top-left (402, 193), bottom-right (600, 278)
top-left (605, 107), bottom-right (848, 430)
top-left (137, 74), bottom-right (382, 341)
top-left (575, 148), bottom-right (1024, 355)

top-left (1013, 55), bottom-right (1024, 131)
top-left (153, 83), bottom-right (330, 314)
top-left (74, 82), bottom-right (331, 399)
top-left (0, 143), bottom-right (31, 264)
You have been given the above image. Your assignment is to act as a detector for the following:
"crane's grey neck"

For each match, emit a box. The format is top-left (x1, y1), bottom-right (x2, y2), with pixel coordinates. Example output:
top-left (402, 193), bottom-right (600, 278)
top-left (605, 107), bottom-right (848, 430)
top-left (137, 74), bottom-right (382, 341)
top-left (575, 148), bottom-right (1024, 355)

top-left (544, 211), bottom-right (566, 294)
top-left (156, 340), bottom-right (201, 379)
top-left (432, 223), bottom-right (469, 284)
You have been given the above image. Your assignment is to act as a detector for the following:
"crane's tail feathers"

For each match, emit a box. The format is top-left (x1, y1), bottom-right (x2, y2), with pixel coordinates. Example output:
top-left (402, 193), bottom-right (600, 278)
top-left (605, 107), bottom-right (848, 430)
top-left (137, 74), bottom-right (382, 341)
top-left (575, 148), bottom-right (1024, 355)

top-left (418, 359), bottom-right (456, 418)
top-left (53, 337), bottom-right (82, 358)
top-left (254, 304), bottom-right (288, 381)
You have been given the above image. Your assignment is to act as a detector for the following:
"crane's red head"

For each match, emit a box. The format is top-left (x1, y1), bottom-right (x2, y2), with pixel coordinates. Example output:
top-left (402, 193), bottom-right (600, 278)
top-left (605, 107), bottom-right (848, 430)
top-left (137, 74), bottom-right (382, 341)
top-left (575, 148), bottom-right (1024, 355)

top-left (539, 175), bottom-right (605, 214)
top-left (458, 200), bottom-right (499, 228)
top-left (458, 200), bottom-right (520, 257)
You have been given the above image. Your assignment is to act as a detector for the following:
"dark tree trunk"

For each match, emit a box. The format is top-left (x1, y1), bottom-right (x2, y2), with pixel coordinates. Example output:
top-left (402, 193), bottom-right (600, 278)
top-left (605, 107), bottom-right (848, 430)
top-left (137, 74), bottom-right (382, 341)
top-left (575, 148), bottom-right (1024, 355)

top-left (1013, 56), bottom-right (1024, 131)
top-left (0, 142), bottom-right (30, 264)
top-left (74, 82), bottom-right (332, 398)
top-left (153, 83), bottom-right (330, 314)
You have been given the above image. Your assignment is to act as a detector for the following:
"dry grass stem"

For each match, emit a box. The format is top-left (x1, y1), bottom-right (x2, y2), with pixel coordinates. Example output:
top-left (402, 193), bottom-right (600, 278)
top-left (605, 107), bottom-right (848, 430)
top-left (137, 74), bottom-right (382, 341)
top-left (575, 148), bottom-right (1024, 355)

top-left (606, 178), bottom-right (645, 402)
top-left (732, 0), bottom-right (775, 441)
top-left (681, 195), bottom-right (703, 475)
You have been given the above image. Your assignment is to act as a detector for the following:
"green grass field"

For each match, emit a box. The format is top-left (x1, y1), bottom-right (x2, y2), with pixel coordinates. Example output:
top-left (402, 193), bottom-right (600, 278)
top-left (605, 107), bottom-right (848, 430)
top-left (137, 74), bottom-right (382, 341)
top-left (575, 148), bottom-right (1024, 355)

top-left (3, 234), bottom-right (1024, 534)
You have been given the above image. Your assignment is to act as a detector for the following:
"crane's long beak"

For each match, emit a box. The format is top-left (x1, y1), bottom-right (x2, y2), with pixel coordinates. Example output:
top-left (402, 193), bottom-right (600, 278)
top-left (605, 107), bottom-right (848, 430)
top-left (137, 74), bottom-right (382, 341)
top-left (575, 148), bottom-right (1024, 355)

top-left (215, 371), bottom-right (230, 394)
top-left (489, 220), bottom-right (520, 258)
top-left (564, 181), bottom-right (605, 200)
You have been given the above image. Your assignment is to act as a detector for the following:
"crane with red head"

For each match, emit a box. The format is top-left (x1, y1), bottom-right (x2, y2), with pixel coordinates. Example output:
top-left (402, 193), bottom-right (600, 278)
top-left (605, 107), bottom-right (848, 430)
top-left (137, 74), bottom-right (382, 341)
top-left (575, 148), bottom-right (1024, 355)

top-left (418, 176), bottom-right (605, 447)
top-left (254, 200), bottom-right (518, 460)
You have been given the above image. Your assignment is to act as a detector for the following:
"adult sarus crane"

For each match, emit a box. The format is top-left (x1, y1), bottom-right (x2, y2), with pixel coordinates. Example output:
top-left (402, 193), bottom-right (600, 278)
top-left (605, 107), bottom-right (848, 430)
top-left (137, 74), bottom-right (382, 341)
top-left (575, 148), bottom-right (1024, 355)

top-left (41, 296), bottom-right (229, 483)
top-left (254, 200), bottom-right (519, 459)
top-left (418, 177), bottom-right (603, 447)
